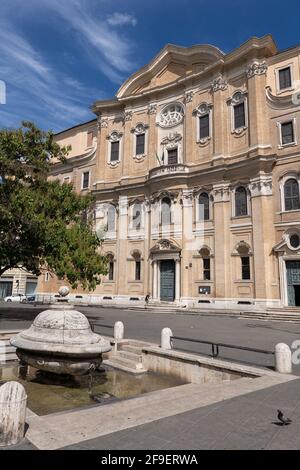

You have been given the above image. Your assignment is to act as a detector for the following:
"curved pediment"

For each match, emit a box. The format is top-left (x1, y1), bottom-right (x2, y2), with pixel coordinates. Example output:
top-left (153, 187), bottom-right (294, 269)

top-left (150, 239), bottom-right (181, 253)
top-left (117, 44), bottom-right (224, 99)
top-left (266, 86), bottom-right (296, 110)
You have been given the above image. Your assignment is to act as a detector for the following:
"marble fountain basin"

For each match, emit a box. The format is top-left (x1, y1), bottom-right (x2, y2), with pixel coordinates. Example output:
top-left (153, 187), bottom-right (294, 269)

top-left (10, 304), bottom-right (112, 376)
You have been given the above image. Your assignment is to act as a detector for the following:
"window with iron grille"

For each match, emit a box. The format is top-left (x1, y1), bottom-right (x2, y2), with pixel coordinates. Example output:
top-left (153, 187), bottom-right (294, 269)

top-left (82, 171), bottom-right (89, 189)
top-left (235, 187), bottom-right (248, 216)
top-left (199, 114), bottom-right (210, 139)
top-left (108, 262), bottom-right (114, 281)
top-left (135, 261), bottom-right (141, 281)
top-left (241, 257), bottom-right (250, 280)
top-left (279, 67), bottom-right (292, 90)
top-left (284, 178), bottom-right (300, 211)
top-left (167, 148), bottom-right (178, 165)
top-left (136, 134), bottom-right (145, 155)
top-left (203, 258), bottom-right (211, 280)
top-left (234, 102), bottom-right (245, 130)
top-left (281, 121), bottom-right (295, 145)
top-left (199, 192), bottom-right (210, 220)
top-left (110, 141), bottom-right (120, 161)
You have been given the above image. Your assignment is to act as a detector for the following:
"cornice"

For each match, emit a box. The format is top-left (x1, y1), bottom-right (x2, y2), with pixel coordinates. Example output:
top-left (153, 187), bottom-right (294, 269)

top-left (51, 147), bottom-right (97, 174)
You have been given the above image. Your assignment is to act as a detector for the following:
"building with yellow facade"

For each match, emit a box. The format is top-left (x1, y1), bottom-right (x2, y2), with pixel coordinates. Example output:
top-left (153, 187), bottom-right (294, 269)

top-left (37, 35), bottom-right (300, 310)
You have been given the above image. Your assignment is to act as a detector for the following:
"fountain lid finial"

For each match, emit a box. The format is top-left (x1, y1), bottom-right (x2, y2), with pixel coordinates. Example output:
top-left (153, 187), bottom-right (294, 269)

top-left (58, 286), bottom-right (69, 297)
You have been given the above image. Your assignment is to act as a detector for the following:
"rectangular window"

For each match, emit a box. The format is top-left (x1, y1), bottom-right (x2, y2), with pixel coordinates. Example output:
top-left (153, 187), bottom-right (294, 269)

top-left (108, 262), bottom-right (114, 281)
top-left (82, 171), bottom-right (89, 189)
top-left (234, 103), bottom-right (245, 130)
top-left (241, 257), bottom-right (250, 280)
top-left (135, 261), bottom-right (141, 281)
top-left (136, 134), bottom-right (145, 155)
top-left (203, 258), bottom-right (211, 281)
top-left (87, 131), bottom-right (93, 147)
top-left (167, 148), bottom-right (178, 165)
top-left (279, 67), bottom-right (292, 90)
top-left (199, 114), bottom-right (210, 140)
top-left (110, 141), bottom-right (120, 161)
top-left (281, 121), bottom-right (295, 145)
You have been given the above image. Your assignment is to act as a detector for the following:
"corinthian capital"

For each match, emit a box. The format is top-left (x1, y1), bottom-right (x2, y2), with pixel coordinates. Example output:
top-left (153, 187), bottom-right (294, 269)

top-left (246, 61), bottom-right (267, 79)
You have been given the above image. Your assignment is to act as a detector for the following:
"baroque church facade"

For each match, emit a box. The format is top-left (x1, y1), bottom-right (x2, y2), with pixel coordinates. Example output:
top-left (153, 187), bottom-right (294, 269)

top-left (38, 35), bottom-right (300, 310)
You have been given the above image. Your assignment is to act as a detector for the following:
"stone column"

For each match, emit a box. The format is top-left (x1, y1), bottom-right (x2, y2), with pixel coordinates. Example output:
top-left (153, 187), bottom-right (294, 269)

top-left (152, 260), bottom-right (158, 300)
top-left (210, 75), bottom-right (229, 163)
top-left (249, 176), bottom-right (275, 303)
top-left (175, 259), bottom-right (181, 302)
top-left (117, 196), bottom-right (128, 296)
top-left (0, 381), bottom-right (27, 447)
top-left (212, 183), bottom-right (231, 302)
top-left (181, 189), bottom-right (194, 300)
top-left (246, 61), bottom-right (271, 151)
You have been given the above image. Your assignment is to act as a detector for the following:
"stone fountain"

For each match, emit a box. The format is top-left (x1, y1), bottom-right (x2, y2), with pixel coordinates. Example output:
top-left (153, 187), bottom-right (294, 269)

top-left (10, 287), bottom-right (111, 376)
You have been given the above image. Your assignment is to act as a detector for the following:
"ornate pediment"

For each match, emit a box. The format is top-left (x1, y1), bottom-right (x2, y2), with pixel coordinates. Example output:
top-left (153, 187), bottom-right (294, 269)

top-left (150, 239), bottom-right (181, 253)
top-left (273, 229), bottom-right (300, 254)
top-left (116, 44), bottom-right (224, 99)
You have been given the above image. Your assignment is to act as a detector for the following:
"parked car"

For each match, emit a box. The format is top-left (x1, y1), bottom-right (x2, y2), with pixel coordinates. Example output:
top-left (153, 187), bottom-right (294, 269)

top-left (4, 293), bottom-right (27, 302)
top-left (21, 294), bottom-right (36, 303)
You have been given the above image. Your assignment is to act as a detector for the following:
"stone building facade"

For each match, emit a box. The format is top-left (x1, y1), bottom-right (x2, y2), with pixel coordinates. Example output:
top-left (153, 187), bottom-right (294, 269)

top-left (37, 35), bottom-right (300, 310)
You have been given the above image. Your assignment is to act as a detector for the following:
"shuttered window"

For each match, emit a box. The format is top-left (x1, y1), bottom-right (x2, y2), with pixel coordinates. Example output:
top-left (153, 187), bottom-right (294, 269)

top-left (167, 148), bottom-right (178, 165)
top-left (241, 257), bottom-right (250, 280)
top-left (110, 141), bottom-right (120, 161)
top-left (136, 134), bottom-right (145, 155)
top-left (235, 187), bottom-right (248, 217)
top-left (234, 102), bottom-right (245, 129)
top-left (284, 179), bottom-right (300, 211)
top-left (281, 121), bottom-right (295, 145)
top-left (279, 67), bottom-right (292, 90)
top-left (199, 114), bottom-right (210, 139)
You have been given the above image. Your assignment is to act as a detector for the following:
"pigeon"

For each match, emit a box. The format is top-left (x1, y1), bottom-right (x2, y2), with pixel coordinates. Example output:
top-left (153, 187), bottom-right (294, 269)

top-left (277, 409), bottom-right (292, 425)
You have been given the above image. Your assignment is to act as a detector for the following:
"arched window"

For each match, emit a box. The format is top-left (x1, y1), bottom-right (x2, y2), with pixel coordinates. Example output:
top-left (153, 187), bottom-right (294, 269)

top-left (284, 178), bottom-right (300, 211)
top-left (132, 202), bottom-right (142, 230)
top-left (199, 247), bottom-right (211, 280)
top-left (107, 205), bottom-right (116, 232)
top-left (107, 253), bottom-right (115, 281)
top-left (235, 187), bottom-right (248, 217)
top-left (199, 193), bottom-right (209, 220)
top-left (236, 243), bottom-right (251, 280)
top-left (161, 197), bottom-right (171, 225)
top-left (132, 251), bottom-right (142, 281)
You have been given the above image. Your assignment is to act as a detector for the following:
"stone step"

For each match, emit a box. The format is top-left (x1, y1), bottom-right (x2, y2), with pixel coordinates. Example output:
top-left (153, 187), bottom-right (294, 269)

top-left (120, 344), bottom-right (144, 355)
top-left (121, 340), bottom-right (152, 349)
top-left (118, 350), bottom-right (142, 362)
top-left (103, 359), bottom-right (147, 375)
top-left (107, 355), bottom-right (144, 370)
top-left (0, 345), bottom-right (17, 354)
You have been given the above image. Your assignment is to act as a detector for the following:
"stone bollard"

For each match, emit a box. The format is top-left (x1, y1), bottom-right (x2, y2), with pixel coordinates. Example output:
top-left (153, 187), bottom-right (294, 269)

top-left (114, 321), bottom-right (124, 341)
top-left (275, 343), bottom-right (292, 374)
top-left (161, 328), bottom-right (173, 350)
top-left (0, 381), bottom-right (27, 447)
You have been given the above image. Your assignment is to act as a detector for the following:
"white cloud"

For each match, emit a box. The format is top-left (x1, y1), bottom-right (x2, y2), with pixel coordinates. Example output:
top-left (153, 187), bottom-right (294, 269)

top-left (107, 12), bottom-right (137, 27)
top-left (0, 22), bottom-right (99, 131)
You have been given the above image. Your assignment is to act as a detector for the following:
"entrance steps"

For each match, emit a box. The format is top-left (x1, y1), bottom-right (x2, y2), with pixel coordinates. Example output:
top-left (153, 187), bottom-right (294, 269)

top-left (103, 340), bottom-right (151, 374)
top-left (0, 330), bottom-right (21, 363)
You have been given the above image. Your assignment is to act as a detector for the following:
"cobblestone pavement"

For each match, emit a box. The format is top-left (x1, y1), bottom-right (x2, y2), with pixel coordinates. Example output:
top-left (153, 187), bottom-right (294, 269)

top-left (1, 304), bottom-right (300, 450)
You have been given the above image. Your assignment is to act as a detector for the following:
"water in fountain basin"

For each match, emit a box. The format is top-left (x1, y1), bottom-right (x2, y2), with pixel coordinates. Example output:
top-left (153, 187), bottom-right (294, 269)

top-left (0, 362), bottom-right (185, 416)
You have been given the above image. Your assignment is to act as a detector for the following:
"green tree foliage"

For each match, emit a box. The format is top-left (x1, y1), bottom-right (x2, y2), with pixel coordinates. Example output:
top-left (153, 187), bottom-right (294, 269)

top-left (0, 122), bottom-right (108, 290)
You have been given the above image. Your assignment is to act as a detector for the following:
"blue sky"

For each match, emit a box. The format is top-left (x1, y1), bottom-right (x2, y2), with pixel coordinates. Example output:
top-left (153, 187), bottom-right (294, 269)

top-left (1, 0), bottom-right (300, 132)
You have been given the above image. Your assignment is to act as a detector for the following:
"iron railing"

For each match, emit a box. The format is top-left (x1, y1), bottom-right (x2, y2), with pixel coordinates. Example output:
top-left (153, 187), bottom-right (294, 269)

top-left (170, 335), bottom-right (274, 360)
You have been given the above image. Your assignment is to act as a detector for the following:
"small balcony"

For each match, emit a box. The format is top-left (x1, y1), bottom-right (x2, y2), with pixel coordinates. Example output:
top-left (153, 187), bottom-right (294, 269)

top-left (149, 163), bottom-right (189, 179)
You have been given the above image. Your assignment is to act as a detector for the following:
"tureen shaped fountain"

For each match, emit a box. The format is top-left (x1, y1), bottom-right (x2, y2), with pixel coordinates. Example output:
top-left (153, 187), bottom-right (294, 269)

top-left (10, 287), bottom-right (111, 375)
